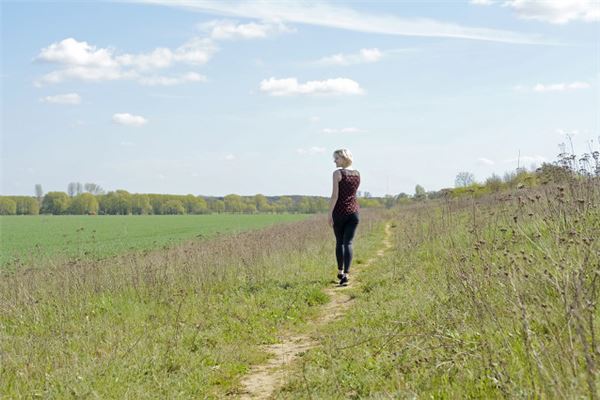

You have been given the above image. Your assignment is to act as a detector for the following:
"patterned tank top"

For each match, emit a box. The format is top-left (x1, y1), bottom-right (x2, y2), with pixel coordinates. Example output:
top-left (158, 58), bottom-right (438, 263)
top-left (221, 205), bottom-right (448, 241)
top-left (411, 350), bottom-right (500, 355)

top-left (333, 168), bottom-right (360, 218)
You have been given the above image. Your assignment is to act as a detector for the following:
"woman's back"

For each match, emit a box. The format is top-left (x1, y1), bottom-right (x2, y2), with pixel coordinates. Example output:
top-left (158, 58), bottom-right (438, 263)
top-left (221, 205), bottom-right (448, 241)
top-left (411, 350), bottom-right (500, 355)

top-left (333, 168), bottom-right (360, 218)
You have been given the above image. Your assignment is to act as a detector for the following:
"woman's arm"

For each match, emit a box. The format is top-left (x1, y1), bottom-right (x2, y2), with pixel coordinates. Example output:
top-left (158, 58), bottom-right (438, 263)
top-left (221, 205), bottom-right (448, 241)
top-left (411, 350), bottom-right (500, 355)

top-left (328, 170), bottom-right (340, 226)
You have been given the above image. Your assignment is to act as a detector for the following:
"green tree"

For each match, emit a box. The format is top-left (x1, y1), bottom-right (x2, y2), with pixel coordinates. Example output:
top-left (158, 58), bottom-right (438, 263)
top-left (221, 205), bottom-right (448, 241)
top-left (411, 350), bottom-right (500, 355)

top-left (414, 185), bottom-right (427, 201)
top-left (69, 193), bottom-right (99, 215)
top-left (181, 195), bottom-right (206, 214)
top-left (14, 196), bottom-right (40, 215)
top-left (195, 196), bottom-right (209, 214)
top-left (314, 197), bottom-right (328, 213)
top-left (0, 197), bottom-right (17, 215)
top-left (485, 174), bottom-right (503, 193)
top-left (297, 197), bottom-right (311, 213)
top-left (243, 201), bottom-right (257, 214)
top-left (224, 194), bottom-right (243, 213)
top-left (209, 199), bottom-right (224, 213)
top-left (163, 199), bottom-right (185, 215)
top-left (131, 194), bottom-right (152, 215)
top-left (396, 193), bottom-right (412, 205)
top-left (276, 196), bottom-right (293, 213)
top-left (98, 190), bottom-right (132, 215)
top-left (41, 192), bottom-right (71, 214)
top-left (254, 194), bottom-right (271, 212)
top-left (149, 195), bottom-right (164, 215)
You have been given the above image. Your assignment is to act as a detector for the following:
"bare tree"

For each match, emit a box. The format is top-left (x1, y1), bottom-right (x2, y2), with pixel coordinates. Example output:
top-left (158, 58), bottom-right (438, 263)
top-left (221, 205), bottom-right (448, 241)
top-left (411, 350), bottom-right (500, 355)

top-left (84, 183), bottom-right (105, 195)
top-left (455, 172), bottom-right (475, 188)
top-left (67, 182), bottom-right (76, 197)
top-left (34, 184), bottom-right (44, 204)
top-left (75, 182), bottom-right (83, 195)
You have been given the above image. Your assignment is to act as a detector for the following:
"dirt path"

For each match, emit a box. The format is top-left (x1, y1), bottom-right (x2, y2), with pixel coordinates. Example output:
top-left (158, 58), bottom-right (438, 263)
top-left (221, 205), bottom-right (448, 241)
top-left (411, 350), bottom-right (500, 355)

top-left (236, 222), bottom-right (394, 399)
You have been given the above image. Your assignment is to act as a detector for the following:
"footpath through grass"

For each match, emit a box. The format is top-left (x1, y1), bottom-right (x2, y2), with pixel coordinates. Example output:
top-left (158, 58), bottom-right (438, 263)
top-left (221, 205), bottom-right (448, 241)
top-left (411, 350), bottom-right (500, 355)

top-left (0, 209), bottom-right (389, 398)
top-left (276, 182), bottom-right (600, 399)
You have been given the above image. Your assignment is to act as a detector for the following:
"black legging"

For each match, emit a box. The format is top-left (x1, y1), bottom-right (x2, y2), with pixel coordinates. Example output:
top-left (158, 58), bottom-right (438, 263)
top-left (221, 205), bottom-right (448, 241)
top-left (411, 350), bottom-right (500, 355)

top-left (333, 212), bottom-right (359, 273)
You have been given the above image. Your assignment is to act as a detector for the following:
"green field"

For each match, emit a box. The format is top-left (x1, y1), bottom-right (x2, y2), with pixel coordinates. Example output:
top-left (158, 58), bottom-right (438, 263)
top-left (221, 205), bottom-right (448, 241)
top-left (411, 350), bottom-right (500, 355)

top-left (0, 213), bottom-right (312, 268)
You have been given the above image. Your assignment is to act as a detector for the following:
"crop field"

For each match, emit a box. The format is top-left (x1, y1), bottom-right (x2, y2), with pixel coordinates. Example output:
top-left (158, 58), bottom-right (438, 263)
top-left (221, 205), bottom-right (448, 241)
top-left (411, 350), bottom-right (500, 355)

top-left (0, 213), bottom-right (312, 269)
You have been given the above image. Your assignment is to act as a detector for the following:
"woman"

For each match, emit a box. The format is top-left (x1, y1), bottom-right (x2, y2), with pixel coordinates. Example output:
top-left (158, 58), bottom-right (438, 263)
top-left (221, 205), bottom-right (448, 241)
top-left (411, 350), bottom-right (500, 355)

top-left (328, 148), bottom-right (360, 286)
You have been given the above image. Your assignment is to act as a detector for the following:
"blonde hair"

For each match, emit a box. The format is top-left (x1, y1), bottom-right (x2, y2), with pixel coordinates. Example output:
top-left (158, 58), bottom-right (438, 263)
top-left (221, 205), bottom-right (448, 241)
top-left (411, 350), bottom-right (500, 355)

top-left (333, 148), bottom-right (353, 168)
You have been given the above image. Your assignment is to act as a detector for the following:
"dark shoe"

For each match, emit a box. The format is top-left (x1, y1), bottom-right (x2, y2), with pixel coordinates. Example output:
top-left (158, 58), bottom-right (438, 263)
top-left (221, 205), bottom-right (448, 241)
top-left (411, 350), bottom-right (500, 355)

top-left (339, 275), bottom-right (349, 286)
top-left (337, 270), bottom-right (343, 280)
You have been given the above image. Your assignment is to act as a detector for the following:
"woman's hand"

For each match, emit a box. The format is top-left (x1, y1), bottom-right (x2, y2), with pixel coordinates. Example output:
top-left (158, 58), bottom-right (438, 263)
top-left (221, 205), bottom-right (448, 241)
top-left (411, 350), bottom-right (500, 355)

top-left (328, 213), bottom-right (333, 227)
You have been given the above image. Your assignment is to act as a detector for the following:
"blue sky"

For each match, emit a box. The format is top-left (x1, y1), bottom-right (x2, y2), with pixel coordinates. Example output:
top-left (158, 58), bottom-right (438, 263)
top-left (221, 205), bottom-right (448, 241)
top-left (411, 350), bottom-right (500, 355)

top-left (1, 0), bottom-right (599, 197)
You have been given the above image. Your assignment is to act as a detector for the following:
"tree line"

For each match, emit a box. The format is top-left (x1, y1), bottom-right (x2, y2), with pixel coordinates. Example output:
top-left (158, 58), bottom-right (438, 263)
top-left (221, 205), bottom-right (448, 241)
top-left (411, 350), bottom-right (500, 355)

top-left (3, 147), bottom-right (597, 216)
top-left (0, 188), bottom-right (390, 216)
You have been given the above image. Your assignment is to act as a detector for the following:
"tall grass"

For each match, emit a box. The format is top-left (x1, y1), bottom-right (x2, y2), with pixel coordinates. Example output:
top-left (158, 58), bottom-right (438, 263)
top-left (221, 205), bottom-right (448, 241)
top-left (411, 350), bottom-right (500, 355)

top-left (277, 178), bottom-right (599, 399)
top-left (0, 209), bottom-right (389, 398)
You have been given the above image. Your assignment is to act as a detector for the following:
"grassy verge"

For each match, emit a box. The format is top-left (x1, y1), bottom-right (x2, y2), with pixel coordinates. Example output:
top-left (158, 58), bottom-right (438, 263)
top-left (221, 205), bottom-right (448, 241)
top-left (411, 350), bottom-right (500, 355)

top-left (0, 209), bottom-right (389, 398)
top-left (277, 181), bottom-right (599, 399)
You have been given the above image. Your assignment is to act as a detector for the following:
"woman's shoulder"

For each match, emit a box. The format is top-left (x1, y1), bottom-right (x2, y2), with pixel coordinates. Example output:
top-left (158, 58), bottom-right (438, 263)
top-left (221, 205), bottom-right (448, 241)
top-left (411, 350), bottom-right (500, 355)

top-left (335, 168), bottom-right (360, 177)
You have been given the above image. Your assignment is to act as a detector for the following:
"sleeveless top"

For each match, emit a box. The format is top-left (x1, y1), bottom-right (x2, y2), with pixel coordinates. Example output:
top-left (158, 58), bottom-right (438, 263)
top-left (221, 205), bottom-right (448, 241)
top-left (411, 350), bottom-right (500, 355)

top-left (333, 168), bottom-right (360, 218)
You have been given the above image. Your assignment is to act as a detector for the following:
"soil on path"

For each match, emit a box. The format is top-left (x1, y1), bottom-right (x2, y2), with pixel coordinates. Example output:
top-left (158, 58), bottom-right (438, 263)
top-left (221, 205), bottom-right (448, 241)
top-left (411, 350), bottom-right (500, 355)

top-left (236, 222), bottom-right (394, 399)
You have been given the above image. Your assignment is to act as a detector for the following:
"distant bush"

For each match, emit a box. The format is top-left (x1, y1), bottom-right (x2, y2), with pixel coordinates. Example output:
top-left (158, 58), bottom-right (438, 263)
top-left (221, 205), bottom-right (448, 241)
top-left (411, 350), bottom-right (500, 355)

top-left (163, 199), bottom-right (185, 215)
top-left (0, 197), bottom-right (17, 215)
top-left (41, 192), bottom-right (70, 215)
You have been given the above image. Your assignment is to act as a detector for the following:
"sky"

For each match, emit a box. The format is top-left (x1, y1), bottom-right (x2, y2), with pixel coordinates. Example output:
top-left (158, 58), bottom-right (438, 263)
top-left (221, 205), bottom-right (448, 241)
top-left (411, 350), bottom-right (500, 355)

top-left (1, 0), bottom-right (599, 197)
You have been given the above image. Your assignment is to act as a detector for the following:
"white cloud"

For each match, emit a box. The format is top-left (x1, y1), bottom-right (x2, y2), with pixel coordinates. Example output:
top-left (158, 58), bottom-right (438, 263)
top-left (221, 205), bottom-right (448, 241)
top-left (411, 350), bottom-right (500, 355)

top-left (39, 92), bottom-right (81, 104)
top-left (504, 0), bottom-right (600, 24)
top-left (224, 153), bottom-right (236, 160)
top-left (471, 0), bottom-right (599, 24)
top-left (112, 113), bottom-right (148, 127)
top-left (477, 157), bottom-right (495, 165)
top-left (534, 81), bottom-right (591, 92)
top-left (33, 37), bottom-right (216, 86)
top-left (198, 19), bottom-right (295, 40)
top-left (297, 146), bottom-right (326, 155)
top-left (126, 0), bottom-right (550, 44)
top-left (321, 127), bottom-right (365, 133)
top-left (260, 77), bottom-right (364, 96)
top-left (35, 37), bottom-right (118, 67)
top-left (316, 48), bottom-right (383, 66)
top-left (514, 81), bottom-right (591, 92)
top-left (137, 72), bottom-right (206, 86)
